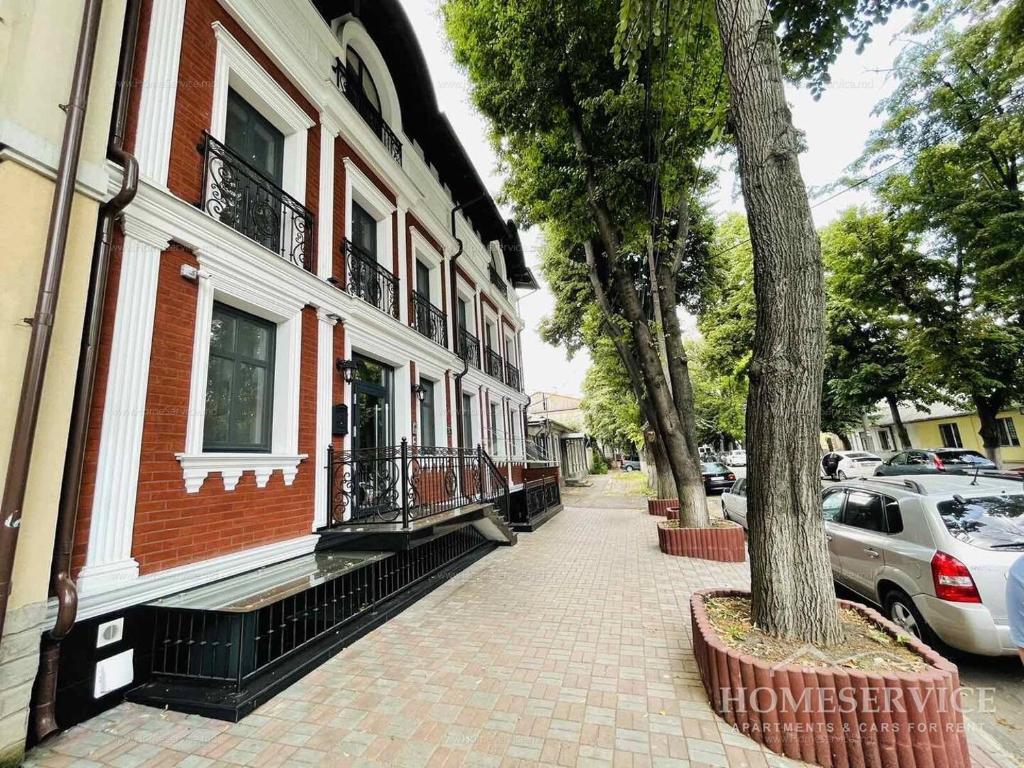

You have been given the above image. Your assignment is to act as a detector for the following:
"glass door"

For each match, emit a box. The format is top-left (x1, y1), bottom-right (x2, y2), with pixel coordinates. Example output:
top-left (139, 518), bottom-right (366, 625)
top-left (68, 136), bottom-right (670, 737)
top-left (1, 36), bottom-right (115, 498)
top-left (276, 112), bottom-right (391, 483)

top-left (350, 356), bottom-right (395, 520)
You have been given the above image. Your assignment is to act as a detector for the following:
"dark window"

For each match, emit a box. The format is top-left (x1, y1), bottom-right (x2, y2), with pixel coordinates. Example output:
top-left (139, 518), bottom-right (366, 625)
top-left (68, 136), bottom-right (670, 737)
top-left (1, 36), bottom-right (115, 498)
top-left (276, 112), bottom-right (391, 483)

top-left (939, 422), bottom-right (963, 449)
top-left (935, 449), bottom-right (992, 466)
top-left (419, 378), bottom-right (436, 447)
top-left (884, 498), bottom-right (904, 534)
top-left (351, 202), bottom-right (377, 256)
top-left (457, 297), bottom-right (469, 331)
top-left (822, 490), bottom-right (845, 522)
top-left (225, 89), bottom-right (284, 186)
top-left (346, 49), bottom-right (381, 114)
top-left (879, 430), bottom-right (892, 452)
top-left (416, 260), bottom-right (431, 301)
top-left (490, 402), bottom-right (501, 454)
top-left (997, 417), bottom-right (1021, 448)
top-left (731, 479), bottom-right (747, 497)
top-left (842, 491), bottom-right (885, 532)
top-left (204, 304), bottom-right (275, 452)
top-left (907, 451), bottom-right (931, 465)
top-left (890, 452), bottom-right (907, 466)
top-left (461, 393), bottom-right (474, 448)
top-left (702, 463), bottom-right (730, 474)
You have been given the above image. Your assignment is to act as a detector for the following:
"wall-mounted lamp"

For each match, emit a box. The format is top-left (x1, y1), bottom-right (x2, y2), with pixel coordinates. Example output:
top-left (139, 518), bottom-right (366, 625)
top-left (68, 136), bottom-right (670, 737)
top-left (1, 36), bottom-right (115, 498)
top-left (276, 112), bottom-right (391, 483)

top-left (336, 358), bottom-right (358, 384)
top-left (412, 382), bottom-right (428, 403)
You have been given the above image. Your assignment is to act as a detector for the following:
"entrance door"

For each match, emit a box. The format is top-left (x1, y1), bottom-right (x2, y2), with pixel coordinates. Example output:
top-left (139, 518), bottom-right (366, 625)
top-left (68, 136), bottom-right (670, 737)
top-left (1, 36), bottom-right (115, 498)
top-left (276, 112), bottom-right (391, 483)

top-left (350, 356), bottom-right (395, 520)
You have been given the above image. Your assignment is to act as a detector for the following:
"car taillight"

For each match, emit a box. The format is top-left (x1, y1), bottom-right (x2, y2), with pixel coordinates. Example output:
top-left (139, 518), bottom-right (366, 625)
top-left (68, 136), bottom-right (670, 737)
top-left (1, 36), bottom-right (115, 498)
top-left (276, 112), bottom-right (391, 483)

top-left (931, 551), bottom-right (982, 603)
top-left (933, 456), bottom-right (945, 470)
top-left (727, 474), bottom-right (735, 481)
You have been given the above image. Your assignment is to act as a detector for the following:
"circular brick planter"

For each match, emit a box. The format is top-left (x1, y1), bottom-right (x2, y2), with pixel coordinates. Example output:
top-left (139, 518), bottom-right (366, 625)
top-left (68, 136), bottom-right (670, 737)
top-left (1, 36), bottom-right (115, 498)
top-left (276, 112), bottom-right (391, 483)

top-left (648, 498), bottom-right (678, 517)
top-left (657, 518), bottom-right (745, 562)
top-left (691, 589), bottom-right (971, 768)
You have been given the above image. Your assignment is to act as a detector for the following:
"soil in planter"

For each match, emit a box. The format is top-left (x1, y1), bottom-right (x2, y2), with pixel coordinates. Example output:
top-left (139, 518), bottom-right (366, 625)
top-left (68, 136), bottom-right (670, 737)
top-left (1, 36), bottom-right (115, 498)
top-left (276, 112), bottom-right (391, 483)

top-left (661, 519), bottom-right (735, 530)
top-left (705, 596), bottom-right (927, 673)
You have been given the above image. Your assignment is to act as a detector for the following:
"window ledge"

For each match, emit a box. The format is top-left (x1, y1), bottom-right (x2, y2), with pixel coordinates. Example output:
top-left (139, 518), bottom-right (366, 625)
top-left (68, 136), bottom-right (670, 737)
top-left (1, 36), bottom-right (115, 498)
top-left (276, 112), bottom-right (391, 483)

top-left (175, 452), bottom-right (308, 493)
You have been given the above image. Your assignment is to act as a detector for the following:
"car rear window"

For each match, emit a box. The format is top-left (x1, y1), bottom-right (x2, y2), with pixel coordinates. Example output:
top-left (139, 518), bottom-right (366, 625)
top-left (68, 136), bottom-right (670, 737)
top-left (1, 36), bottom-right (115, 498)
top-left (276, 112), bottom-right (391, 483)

top-left (702, 463), bottom-right (729, 474)
top-left (845, 452), bottom-right (874, 459)
top-left (937, 494), bottom-right (1024, 549)
top-left (936, 450), bottom-right (991, 465)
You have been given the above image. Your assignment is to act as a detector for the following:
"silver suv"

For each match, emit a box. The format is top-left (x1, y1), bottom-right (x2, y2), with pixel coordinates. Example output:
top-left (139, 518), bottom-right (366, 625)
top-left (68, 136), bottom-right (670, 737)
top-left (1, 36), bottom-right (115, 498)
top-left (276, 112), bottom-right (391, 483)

top-left (724, 474), bottom-right (1024, 656)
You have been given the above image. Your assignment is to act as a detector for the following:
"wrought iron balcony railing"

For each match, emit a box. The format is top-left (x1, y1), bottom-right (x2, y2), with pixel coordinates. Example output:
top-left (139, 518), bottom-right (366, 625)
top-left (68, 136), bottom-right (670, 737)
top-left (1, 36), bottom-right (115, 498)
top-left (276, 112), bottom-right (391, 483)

top-left (411, 292), bottom-right (448, 348)
top-left (488, 263), bottom-right (508, 294)
top-left (325, 441), bottom-right (509, 529)
top-left (333, 58), bottom-right (403, 166)
top-left (484, 346), bottom-right (504, 382)
top-left (505, 361), bottom-right (522, 391)
top-left (199, 133), bottom-right (314, 270)
top-left (345, 239), bottom-right (399, 319)
top-left (458, 327), bottom-right (480, 368)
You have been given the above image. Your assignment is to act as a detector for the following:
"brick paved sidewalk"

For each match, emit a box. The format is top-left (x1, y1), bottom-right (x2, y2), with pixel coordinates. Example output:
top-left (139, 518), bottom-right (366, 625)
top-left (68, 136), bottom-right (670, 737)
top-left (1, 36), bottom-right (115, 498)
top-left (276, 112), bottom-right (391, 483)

top-left (23, 478), bottom-right (1000, 767)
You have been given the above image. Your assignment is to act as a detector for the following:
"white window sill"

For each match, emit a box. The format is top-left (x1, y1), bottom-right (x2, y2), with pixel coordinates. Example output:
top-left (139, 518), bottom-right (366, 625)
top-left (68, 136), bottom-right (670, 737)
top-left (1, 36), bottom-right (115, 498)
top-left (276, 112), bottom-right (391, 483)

top-left (176, 452), bottom-right (308, 493)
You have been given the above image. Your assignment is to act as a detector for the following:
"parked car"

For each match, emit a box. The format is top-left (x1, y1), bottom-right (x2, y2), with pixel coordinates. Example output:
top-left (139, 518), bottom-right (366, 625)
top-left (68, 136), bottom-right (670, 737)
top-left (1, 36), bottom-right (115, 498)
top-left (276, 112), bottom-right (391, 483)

top-left (717, 473), bottom-right (1024, 656)
top-left (722, 478), bottom-right (748, 529)
top-left (620, 458), bottom-right (641, 472)
top-left (874, 449), bottom-right (996, 476)
top-left (701, 462), bottom-right (737, 494)
top-left (819, 451), bottom-right (884, 480)
top-left (723, 449), bottom-right (747, 467)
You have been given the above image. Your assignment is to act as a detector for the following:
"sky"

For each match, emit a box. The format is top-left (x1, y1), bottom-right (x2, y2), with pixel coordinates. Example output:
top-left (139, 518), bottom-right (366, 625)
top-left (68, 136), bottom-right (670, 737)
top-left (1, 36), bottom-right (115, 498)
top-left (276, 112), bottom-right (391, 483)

top-left (397, 1), bottom-right (919, 397)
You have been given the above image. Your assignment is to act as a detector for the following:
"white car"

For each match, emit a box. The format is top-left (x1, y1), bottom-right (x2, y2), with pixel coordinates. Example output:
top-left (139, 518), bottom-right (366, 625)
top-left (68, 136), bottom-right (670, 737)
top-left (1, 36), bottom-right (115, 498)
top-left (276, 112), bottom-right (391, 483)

top-left (820, 451), bottom-right (883, 480)
top-left (719, 473), bottom-right (1024, 656)
top-left (723, 450), bottom-right (746, 467)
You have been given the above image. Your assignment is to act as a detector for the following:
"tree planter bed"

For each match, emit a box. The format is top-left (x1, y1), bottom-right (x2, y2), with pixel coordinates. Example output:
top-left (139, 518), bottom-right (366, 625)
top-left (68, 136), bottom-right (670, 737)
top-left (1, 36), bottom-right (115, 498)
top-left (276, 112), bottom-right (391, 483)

top-left (648, 498), bottom-right (678, 516)
top-left (690, 589), bottom-right (971, 768)
top-left (657, 518), bottom-right (745, 562)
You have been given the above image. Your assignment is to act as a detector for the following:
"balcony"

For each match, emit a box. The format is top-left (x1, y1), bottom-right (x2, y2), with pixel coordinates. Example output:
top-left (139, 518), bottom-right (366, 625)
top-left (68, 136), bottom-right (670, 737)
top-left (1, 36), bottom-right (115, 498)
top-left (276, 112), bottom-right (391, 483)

top-left (458, 327), bottom-right (480, 369)
top-left (505, 361), bottom-right (522, 391)
top-left (484, 346), bottom-right (504, 382)
top-left (333, 58), bottom-right (403, 166)
top-left (411, 292), bottom-right (448, 347)
top-left (345, 239), bottom-right (399, 318)
top-left (199, 133), bottom-right (314, 270)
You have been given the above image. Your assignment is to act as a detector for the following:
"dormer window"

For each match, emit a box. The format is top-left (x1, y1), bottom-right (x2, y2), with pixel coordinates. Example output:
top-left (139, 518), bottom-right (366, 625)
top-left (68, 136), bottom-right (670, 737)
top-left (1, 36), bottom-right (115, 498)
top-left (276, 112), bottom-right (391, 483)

top-left (346, 49), bottom-right (381, 115)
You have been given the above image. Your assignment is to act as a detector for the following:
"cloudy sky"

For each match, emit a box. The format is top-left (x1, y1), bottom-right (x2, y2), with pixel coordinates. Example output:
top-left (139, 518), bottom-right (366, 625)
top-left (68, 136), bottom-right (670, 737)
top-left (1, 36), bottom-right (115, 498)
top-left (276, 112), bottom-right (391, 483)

top-left (398, 1), bottom-right (918, 397)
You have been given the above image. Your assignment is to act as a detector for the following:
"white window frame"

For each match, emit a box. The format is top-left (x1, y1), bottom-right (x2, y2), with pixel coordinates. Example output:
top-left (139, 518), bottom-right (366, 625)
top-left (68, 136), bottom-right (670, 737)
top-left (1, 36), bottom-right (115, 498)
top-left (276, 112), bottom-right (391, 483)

top-left (209, 22), bottom-right (314, 205)
top-left (456, 287), bottom-right (477, 335)
top-left (344, 158), bottom-right (396, 269)
top-left (417, 375), bottom-right (446, 449)
top-left (177, 262), bottom-right (307, 493)
top-left (335, 19), bottom-right (404, 133)
top-left (411, 228), bottom-right (444, 305)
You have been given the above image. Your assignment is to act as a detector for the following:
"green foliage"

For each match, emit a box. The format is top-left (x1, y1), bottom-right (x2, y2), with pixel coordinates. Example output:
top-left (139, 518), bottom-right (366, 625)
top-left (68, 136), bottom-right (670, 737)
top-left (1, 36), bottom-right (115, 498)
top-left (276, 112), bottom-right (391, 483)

top-left (581, 336), bottom-right (645, 454)
top-left (590, 452), bottom-right (610, 474)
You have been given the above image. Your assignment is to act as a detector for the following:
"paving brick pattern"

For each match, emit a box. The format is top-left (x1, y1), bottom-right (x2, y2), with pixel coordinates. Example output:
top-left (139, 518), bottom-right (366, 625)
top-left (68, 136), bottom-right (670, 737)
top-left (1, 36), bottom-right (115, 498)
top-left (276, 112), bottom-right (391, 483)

top-left (26, 477), bottom-right (994, 767)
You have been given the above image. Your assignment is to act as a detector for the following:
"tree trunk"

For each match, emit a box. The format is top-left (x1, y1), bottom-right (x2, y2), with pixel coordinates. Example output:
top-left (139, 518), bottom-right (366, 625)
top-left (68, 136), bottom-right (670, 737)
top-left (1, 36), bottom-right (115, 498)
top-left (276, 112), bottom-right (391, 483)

top-left (973, 393), bottom-right (1006, 467)
top-left (837, 432), bottom-right (852, 451)
top-left (715, 0), bottom-right (843, 645)
top-left (646, 432), bottom-right (676, 498)
top-left (885, 394), bottom-right (911, 449)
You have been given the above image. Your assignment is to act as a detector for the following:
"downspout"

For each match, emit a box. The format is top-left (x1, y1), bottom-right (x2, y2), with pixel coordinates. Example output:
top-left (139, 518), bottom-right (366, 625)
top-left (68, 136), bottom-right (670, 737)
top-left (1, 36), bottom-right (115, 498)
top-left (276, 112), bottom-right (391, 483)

top-left (0, 0), bottom-right (106, 643)
top-left (32, 0), bottom-right (142, 741)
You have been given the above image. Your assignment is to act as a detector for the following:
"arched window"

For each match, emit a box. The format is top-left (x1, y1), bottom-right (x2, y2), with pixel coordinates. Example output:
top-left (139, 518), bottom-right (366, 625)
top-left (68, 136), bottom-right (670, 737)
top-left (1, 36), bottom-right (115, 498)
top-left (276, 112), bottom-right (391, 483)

top-left (346, 48), bottom-right (381, 115)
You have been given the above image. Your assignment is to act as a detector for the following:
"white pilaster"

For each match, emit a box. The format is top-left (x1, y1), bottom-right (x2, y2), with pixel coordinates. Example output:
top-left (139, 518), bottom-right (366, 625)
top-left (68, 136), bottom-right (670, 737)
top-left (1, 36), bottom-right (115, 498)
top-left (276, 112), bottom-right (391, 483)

top-left (78, 219), bottom-right (169, 595)
top-left (135, 0), bottom-right (187, 186)
top-left (314, 309), bottom-right (338, 530)
top-left (317, 120), bottom-right (337, 281)
top-left (396, 204), bottom-right (409, 325)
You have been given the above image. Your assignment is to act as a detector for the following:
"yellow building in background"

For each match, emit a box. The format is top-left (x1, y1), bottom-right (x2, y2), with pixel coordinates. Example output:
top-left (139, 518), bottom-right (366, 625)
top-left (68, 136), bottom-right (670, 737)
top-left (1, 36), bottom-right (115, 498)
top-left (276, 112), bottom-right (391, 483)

top-left (0, 1), bottom-right (126, 763)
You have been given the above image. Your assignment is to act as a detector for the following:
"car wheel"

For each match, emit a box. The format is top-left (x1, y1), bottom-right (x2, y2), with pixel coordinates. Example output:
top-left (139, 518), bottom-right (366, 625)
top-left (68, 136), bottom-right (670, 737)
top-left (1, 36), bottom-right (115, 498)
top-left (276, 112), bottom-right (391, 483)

top-left (882, 589), bottom-right (957, 657)
top-left (838, 470), bottom-right (848, 481)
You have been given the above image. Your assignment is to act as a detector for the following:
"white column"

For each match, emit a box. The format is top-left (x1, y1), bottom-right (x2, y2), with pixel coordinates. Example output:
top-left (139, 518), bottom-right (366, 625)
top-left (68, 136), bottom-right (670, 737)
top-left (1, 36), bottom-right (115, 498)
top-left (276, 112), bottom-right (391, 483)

top-left (313, 309), bottom-right (338, 529)
top-left (135, 0), bottom-right (187, 186)
top-left (396, 203), bottom-right (409, 325)
top-left (317, 121), bottom-right (337, 281)
top-left (78, 219), bottom-right (169, 595)
top-left (394, 364), bottom-right (412, 444)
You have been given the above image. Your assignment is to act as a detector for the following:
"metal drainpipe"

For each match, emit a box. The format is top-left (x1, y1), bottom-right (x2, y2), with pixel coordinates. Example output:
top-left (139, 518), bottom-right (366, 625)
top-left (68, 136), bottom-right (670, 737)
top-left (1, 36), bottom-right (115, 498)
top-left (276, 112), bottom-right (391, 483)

top-left (32, 0), bottom-right (142, 741)
top-left (0, 0), bottom-right (106, 644)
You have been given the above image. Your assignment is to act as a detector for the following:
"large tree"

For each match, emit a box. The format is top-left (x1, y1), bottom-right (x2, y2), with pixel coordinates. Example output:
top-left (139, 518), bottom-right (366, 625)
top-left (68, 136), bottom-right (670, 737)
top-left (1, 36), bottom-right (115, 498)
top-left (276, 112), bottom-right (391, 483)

top-left (445, 0), bottom-right (725, 527)
top-left (854, 0), bottom-right (1024, 461)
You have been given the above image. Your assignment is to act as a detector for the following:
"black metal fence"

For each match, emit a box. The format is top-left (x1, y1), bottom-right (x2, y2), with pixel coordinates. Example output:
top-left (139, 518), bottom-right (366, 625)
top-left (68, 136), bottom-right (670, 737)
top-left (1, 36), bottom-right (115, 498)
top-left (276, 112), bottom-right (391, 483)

top-left (334, 58), bottom-right (403, 165)
top-left (458, 327), bottom-right (480, 368)
top-left (200, 133), bottom-right (314, 270)
top-left (345, 239), bottom-right (399, 318)
top-left (325, 441), bottom-right (509, 529)
top-left (484, 347), bottom-right (504, 382)
top-left (411, 292), bottom-right (448, 347)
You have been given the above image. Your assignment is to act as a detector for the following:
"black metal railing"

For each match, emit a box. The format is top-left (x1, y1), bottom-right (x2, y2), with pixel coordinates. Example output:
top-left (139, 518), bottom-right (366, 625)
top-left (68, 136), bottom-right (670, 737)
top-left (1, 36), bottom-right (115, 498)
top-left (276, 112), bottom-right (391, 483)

top-left (488, 263), bottom-right (508, 294)
top-left (345, 239), bottom-right (399, 318)
top-left (411, 292), bottom-right (448, 347)
top-left (333, 58), bottom-right (403, 165)
top-left (458, 327), bottom-right (480, 368)
top-left (484, 347), bottom-right (504, 382)
top-left (505, 361), bottom-right (522, 391)
top-left (199, 133), bottom-right (313, 270)
top-left (325, 441), bottom-right (510, 529)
